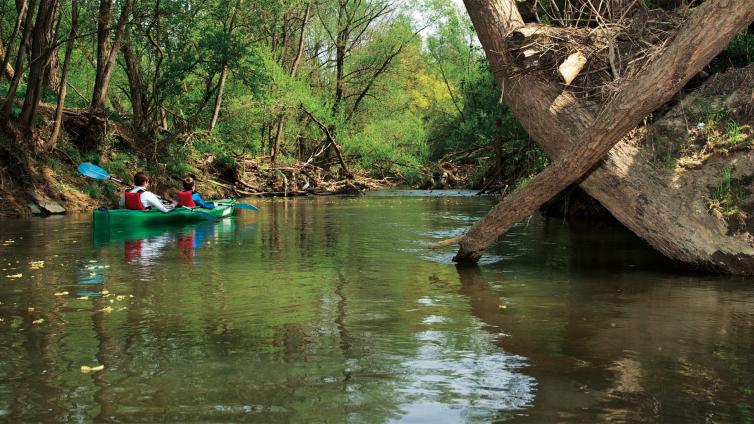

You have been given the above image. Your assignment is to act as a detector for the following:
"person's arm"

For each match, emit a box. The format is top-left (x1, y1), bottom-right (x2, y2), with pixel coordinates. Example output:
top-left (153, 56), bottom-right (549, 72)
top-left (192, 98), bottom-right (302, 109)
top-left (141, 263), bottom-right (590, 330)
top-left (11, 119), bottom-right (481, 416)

top-left (192, 193), bottom-right (214, 209)
top-left (143, 192), bottom-right (173, 213)
top-left (118, 193), bottom-right (125, 208)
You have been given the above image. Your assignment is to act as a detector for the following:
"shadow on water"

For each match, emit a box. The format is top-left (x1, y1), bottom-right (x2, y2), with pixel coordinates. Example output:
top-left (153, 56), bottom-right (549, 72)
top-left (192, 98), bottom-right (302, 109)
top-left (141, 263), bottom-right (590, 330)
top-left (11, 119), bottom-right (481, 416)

top-left (455, 247), bottom-right (754, 423)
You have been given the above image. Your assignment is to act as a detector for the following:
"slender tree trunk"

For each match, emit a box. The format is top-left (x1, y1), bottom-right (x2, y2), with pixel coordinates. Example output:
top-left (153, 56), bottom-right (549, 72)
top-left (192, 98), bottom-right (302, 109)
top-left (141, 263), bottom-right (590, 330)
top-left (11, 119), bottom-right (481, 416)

top-left (0, 43), bottom-right (13, 80)
top-left (208, 65), bottom-right (228, 133)
top-left (0, 0), bottom-right (27, 82)
top-left (208, 0), bottom-right (241, 134)
top-left (45, 0), bottom-right (77, 150)
top-left (290, 4), bottom-right (310, 77)
top-left (271, 3), bottom-right (311, 164)
top-left (0, 0), bottom-right (37, 122)
top-left (449, 0), bottom-right (754, 273)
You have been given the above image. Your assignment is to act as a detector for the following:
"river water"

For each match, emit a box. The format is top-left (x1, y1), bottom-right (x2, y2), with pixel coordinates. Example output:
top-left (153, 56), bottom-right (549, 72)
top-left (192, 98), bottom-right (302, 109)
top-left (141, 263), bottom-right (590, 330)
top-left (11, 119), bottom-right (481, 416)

top-left (0, 191), bottom-right (752, 423)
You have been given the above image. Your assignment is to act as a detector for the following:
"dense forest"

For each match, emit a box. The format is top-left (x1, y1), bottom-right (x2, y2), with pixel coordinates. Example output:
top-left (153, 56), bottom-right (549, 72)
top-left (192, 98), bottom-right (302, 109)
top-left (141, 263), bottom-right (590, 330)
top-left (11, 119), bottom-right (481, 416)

top-left (0, 0), bottom-right (544, 217)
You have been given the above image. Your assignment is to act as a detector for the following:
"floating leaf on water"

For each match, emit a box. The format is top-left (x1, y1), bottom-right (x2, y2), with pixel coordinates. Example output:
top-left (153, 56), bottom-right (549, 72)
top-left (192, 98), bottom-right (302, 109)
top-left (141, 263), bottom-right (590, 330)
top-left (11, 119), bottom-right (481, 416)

top-left (129, 295), bottom-right (134, 298)
top-left (54, 291), bottom-right (69, 296)
top-left (101, 290), bottom-right (110, 295)
top-left (115, 295), bottom-right (125, 301)
top-left (6, 274), bottom-right (22, 279)
top-left (109, 299), bottom-right (114, 304)
top-left (77, 296), bottom-right (88, 300)
top-left (499, 305), bottom-right (508, 309)
top-left (80, 364), bottom-right (105, 373)
top-left (99, 306), bottom-right (113, 313)
top-left (89, 273), bottom-right (96, 277)
top-left (32, 318), bottom-right (44, 325)
top-left (117, 307), bottom-right (127, 312)
top-left (29, 261), bottom-right (45, 269)
top-left (85, 265), bottom-right (110, 270)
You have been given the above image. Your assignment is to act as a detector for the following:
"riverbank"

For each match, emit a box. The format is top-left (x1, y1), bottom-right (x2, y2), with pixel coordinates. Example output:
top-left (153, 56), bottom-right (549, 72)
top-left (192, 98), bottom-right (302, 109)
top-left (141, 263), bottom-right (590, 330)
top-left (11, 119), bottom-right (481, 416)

top-left (0, 125), bottom-right (393, 218)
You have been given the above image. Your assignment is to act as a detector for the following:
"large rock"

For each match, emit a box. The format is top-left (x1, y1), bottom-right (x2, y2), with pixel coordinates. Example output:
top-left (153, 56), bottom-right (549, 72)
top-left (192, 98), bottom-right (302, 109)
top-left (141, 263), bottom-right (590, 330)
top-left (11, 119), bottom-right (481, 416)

top-left (29, 192), bottom-right (66, 215)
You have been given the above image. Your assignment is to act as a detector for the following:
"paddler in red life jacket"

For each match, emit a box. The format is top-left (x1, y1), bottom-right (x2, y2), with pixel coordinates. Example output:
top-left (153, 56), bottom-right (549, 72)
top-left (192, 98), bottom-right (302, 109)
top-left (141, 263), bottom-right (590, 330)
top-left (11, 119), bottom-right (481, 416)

top-left (175, 176), bottom-right (215, 209)
top-left (118, 172), bottom-right (176, 213)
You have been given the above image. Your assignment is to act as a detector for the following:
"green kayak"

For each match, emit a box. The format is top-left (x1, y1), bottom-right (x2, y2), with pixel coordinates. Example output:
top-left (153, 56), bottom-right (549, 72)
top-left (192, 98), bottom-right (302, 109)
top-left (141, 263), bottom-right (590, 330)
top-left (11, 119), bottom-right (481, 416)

top-left (93, 199), bottom-right (235, 228)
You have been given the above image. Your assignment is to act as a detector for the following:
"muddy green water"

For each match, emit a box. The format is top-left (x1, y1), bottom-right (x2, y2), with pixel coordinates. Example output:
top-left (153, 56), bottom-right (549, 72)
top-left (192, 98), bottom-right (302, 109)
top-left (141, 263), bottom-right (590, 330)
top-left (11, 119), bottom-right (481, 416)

top-left (0, 192), bottom-right (753, 423)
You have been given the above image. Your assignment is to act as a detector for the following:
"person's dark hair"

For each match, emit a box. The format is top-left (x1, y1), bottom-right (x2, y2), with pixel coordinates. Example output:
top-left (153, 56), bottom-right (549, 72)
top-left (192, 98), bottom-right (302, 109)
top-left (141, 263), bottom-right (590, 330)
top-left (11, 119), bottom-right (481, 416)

top-left (134, 172), bottom-right (149, 186)
top-left (182, 176), bottom-right (195, 191)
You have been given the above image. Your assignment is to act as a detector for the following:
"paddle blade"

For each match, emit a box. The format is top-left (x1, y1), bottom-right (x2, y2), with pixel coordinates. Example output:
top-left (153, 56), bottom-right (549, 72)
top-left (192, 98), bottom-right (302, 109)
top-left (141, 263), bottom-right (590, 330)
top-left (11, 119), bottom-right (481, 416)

top-left (186, 208), bottom-right (218, 222)
top-left (77, 163), bottom-right (111, 180)
top-left (235, 203), bottom-right (259, 211)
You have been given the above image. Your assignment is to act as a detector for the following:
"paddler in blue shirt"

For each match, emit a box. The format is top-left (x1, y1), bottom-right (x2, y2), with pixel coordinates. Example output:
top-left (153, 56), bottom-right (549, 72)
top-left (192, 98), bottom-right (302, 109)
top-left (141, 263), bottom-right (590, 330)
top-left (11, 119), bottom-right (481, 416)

top-left (176, 176), bottom-right (214, 209)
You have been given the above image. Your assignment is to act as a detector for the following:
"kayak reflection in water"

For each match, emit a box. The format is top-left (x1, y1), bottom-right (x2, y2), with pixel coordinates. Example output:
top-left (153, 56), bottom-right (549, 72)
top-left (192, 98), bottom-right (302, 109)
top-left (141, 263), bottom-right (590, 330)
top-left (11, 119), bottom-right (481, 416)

top-left (124, 233), bottom-right (172, 265)
top-left (179, 224), bottom-right (217, 264)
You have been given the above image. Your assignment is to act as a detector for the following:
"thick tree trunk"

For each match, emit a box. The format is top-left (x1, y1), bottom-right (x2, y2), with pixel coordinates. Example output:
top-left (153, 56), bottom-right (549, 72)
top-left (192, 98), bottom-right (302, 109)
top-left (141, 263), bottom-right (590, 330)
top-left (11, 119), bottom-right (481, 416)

top-left (90, 0), bottom-right (133, 114)
top-left (20, 0), bottom-right (58, 133)
top-left (122, 33), bottom-right (144, 130)
top-left (91, 0), bottom-right (113, 112)
top-left (45, 0), bottom-right (77, 150)
top-left (455, 0), bottom-right (754, 274)
top-left (42, 5), bottom-right (60, 92)
top-left (270, 114), bottom-right (285, 163)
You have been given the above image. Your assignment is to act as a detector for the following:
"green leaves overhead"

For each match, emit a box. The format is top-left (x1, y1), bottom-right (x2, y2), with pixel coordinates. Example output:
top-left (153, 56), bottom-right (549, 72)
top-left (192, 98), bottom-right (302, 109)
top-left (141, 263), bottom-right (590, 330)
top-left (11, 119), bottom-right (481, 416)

top-left (0, 0), bottom-right (538, 183)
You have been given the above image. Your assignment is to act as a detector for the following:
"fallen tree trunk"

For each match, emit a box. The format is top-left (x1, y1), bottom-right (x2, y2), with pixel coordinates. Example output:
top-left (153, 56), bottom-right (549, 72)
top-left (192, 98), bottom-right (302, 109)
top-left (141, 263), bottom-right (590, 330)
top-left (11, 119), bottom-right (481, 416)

top-left (450, 0), bottom-right (754, 274)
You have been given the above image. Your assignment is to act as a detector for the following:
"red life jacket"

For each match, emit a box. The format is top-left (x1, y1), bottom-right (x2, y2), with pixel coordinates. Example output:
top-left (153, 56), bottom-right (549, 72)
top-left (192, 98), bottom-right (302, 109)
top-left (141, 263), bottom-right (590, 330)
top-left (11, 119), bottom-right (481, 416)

top-left (124, 189), bottom-right (146, 210)
top-left (177, 191), bottom-right (196, 207)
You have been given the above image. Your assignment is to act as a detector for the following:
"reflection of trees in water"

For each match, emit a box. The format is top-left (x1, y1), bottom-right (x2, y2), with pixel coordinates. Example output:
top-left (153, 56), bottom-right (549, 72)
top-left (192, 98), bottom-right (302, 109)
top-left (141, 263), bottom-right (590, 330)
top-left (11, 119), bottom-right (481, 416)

top-left (455, 264), bottom-right (754, 422)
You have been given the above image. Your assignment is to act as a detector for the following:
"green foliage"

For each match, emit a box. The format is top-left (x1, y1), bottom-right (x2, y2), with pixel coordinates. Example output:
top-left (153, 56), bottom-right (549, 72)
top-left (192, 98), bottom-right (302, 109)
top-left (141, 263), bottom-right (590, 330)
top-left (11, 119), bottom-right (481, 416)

top-left (726, 121), bottom-right (748, 146)
top-left (708, 167), bottom-right (754, 219)
top-left (708, 33), bottom-right (754, 74)
top-left (1, 0), bottom-right (542, 192)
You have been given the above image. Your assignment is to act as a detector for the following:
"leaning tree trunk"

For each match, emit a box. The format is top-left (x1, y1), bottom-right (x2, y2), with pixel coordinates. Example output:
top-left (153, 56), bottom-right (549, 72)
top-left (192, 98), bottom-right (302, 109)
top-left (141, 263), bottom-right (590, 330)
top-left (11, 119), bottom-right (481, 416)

top-left (453, 0), bottom-right (754, 274)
